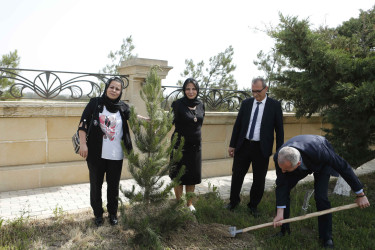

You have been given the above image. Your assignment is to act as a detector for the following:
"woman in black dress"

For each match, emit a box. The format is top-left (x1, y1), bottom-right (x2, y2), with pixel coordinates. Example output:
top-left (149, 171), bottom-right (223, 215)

top-left (170, 78), bottom-right (205, 212)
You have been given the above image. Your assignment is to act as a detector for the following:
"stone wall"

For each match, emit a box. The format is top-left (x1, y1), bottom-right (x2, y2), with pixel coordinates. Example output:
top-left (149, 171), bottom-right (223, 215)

top-left (0, 58), bottom-right (330, 192)
top-left (0, 100), bottom-right (328, 192)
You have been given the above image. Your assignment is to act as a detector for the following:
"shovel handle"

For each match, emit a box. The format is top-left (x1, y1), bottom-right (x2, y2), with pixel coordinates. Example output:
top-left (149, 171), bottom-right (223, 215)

top-left (242, 203), bottom-right (358, 233)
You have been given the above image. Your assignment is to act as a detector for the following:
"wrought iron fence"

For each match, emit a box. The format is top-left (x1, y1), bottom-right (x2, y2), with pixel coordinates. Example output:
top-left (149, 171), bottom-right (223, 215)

top-left (0, 68), bottom-right (129, 100)
top-left (161, 86), bottom-right (251, 111)
top-left (161, 86), bottom-right (293, 112)
top-left (0, 68), bottom-right (293, 112)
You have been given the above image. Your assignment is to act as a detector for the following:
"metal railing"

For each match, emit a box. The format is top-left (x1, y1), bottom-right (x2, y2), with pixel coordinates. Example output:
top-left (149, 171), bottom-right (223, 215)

top-left (161, 86), bottom-right (251, 111)
top-left (0, 68), bottom-right (129, 100)
top-left (161, 86), bottom-right (293, 112)
top-left (0, 68), bottom-right (293, 111)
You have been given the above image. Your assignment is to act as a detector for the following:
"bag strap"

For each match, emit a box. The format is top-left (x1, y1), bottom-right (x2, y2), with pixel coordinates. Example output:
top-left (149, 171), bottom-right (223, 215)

top-left (86, 98), bottom-right (99, 137)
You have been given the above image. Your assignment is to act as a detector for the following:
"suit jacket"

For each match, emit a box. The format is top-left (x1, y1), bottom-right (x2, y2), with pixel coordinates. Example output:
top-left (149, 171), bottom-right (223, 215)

top-left (274, 135), bottom-right (364, 206)
top-left (229, 96), bottom-right (284, 158)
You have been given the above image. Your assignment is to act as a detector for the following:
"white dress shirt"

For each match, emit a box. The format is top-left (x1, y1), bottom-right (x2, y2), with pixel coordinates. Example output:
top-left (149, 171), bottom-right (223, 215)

top-left (246, 95), bottom-right (267, 141)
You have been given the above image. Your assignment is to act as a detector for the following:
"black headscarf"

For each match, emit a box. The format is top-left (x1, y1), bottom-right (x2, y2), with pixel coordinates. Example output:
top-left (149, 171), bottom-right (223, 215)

top-left (101, 77), bottom-right (124, 113)
top-left (182, 78), bottom-right (201, 108)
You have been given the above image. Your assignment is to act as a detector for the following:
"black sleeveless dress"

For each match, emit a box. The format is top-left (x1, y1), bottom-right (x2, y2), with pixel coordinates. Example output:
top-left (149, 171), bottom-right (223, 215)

top-left (169, 98), bottom-right (205, 185)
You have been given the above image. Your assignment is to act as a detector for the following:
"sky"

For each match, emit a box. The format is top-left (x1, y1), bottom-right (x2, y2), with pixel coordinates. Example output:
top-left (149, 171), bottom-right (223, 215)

top-left (1, 0), bottom-right (374, 90)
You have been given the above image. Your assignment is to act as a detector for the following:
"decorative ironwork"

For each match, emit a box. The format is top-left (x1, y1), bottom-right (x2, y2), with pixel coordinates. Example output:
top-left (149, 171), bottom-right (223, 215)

top-left (0, 68), bottom-right (129, 100)
top-left (162, 86), bottom-right (251, 111)
top-left (283, 101), bottom-right (294, 112)
top-left (162, 86), bottom-right (294, 112)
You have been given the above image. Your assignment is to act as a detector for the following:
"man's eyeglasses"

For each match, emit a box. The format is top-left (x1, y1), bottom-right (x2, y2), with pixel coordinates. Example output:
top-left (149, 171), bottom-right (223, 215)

top-left (251, 86), bottom-right (266, 94)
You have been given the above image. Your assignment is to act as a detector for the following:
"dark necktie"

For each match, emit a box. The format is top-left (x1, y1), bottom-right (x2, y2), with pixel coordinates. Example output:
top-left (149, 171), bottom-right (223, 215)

top-left (248, 102), bottom-right (261, 139)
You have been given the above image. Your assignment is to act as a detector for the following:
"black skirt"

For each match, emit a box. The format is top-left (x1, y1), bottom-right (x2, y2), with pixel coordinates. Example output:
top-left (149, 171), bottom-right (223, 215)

top-left (170, 142), bottom-right (202, 185)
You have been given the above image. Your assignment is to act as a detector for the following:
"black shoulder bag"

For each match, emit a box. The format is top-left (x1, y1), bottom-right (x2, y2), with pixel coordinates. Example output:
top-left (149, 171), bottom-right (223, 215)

top-left (72, 98), bottom-right (98, 154)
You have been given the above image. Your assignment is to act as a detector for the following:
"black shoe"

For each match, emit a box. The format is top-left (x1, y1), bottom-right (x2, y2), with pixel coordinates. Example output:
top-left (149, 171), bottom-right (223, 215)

top-left (248, 206), bottom-right (260, 218)
top-left (272, 228), bottom-right (291, 238)
top-left (323, 239), bottom-right (334, 248)
top-left (109, 214), bottom-right (118, 226)
top-left (94, 216), bottom-right (104, 227)
top-left (224, 203), bottom-right (238, 211)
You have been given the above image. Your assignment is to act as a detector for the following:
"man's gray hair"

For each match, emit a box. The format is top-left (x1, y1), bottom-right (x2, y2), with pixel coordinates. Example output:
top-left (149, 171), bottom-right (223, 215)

top-left (252, 77), bottom-right (266, 88)
top-left (278, 146), bottom-right (300, 167)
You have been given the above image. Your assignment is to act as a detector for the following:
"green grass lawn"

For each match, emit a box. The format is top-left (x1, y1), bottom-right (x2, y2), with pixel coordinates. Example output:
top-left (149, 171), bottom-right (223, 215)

top-left (194, 172), bottom-right (375, 249)
top-left (1, 172), bottom-right (374, 249)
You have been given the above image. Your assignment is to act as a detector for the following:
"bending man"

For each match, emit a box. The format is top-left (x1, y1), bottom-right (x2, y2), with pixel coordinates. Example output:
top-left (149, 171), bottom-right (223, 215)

top-left (273, 135), bottom-right (370, 248)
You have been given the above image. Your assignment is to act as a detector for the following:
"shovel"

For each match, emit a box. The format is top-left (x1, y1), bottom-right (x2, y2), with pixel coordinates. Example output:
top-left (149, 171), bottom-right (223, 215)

top-left (229, 203), bottom-right (358, 237)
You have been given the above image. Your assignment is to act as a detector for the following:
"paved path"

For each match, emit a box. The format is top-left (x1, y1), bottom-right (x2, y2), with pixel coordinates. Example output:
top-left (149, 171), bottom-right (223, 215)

top-left (1, 159), bottom-right (374, 221)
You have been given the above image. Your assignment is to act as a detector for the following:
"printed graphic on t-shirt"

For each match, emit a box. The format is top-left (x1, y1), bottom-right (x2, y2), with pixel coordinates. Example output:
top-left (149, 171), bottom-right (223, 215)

top-left (99, 114), bottom-right (117, 141)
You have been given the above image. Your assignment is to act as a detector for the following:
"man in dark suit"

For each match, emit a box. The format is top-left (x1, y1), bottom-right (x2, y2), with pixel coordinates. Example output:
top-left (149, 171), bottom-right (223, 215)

top-left (273, 135), bottom-right (370, 248)
top-left (226, 77), bottom-right (284, 216)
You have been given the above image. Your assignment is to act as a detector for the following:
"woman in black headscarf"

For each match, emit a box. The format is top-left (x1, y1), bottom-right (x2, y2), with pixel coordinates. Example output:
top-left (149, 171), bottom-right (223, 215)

top-left (78, 77), bottom-right (132, 226)
top-left (170, 78), bottom-right (205, 212)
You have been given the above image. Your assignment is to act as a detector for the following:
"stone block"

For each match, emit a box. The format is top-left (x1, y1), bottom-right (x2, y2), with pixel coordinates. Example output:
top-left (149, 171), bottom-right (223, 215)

top-left (225, 125), bottom-right (234, 147)
top-left (47, 117), bottom-right (80, 139)
top-left (0, 101), bottom-right (86, 118)
top-left (40, 162), bottom-right (89, 187)
top-left (202, 142), bottom-right (226, 160)
top-left (0, 141), bottom-right (46, 166)
top-left (301, 123), bottom-right (323, 135)
top-left (48, 140), bottom-right (82, 163)
top-left (201, 125), bottom-right (226, 142)
top-left (0, 167), bottom-right (40, 192)
top-left (0, 117), bottom-right (46, 141)
top-left (203, 112), bottom-right (237, 125)
top-left (284, 123), bottom-right (302, 140)
top-left (119, 58), bottom-right (172, 79)
top-left (202, 158), bottom-right (233, 178)
top-left (64, 105), bottom-right (85, 117)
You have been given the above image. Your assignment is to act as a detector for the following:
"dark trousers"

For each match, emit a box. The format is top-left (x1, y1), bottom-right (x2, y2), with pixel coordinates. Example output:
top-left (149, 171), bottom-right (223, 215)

top-left (87, 158), bottom-right (123, 217)
top-left (282, 171), bottom-right (332, 240)
top-left (229, 140), bottom-right (269, 208)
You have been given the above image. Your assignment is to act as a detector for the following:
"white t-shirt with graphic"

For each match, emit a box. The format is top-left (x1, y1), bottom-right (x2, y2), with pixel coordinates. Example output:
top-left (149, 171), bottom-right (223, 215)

top-left (99, 106), bottom-right (124, 160)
